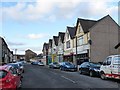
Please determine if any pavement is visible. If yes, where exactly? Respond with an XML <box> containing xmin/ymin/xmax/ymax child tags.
<box><xmin>21</xmin><ymin>64</ymin><xmax>120</xmax><ymax>89</ymax></box>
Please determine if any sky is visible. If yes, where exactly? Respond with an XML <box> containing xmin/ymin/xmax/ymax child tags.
<box><xmin>0</xmin><ymin>0</ymin><xmax>119</xmax><ymax>55</ymax></box>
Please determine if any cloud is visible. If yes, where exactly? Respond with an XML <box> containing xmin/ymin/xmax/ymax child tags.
<box><xmin>8</xmin><ymin>41</ymin><xmax>26</xmax><ymax>46</ymax></box>
<box><xmin>27</xmin><ymin>33</ymin><xmax>48</xmax><ymax>39</ymax></box>
<box><xmin>0</xmin><ymin>0</ymin><xmax>119</xmax><ymax>22</ymax></box>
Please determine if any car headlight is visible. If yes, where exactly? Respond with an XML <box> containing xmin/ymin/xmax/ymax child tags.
<box><xmin>94</xmin><ymin>68</ymin><xmax>100</xmax><ymax>72</ymax></box>
<box><xmin>66</xmin><ymin>66</ymin><xmax>70</xmax><ymax>68</ymax></box>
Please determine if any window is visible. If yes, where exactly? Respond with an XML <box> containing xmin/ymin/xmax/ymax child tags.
<box><xmin>106</xmin><ymin>57</ymin><xmax>112</xmax><ymax>65</ymax></box>
<box><xmin>9</xmin><ymin>68</ymin><xmax>17</xmax><ymax>75</ymax></box>
<box><xmin>66</xmin><ymin>41</ymin><xmax>70</xmax><ymax>49</ymax></box>
<box><xmin>67</xmin><ymin>33</ymin><xmax>69</xmax><ymax>39</ymax></box>
<box><xmin>77</xmin><ymin>36</ymin><xmax>83</xmax><ymax>46</ymax></box>
<box><xmin>0</xmin><ymin>70</ymin><xmax>7</xmax><ymax>79</ymax></box>
<box><xmin>113</xmin><ymin>56</ymin><xmax>120</xmax><ymax>64</ymax></box>
<box><xmin>114</xmin><ymin>56</ymin><xmax>120</xmax><ymax>61</ymax></box>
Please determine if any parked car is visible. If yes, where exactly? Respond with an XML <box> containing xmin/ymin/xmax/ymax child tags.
<box><xmin>49</xmin><ymin>62</ymin><xmax>60</xmax><ymax>69</ymax></box>
<box><xmin>0</xmin><ymin>65</ymin><xmax>22</xmax><ymax>89</ymax></box>
<box><xmin>38</xmin><ymin>62</ymin><xmax>44</xmax><ymax>66</ymax></box>
<box><xmin>60</xmin><ymin>62</ymin><xmax>77</xmax><ymax>71</ymax></box>
<box><xmin>31</xmin><ymin>61</ymin><xmax>39</xmax><ymax>65</ymax></box>
<box><xmin>7</xmin><ymin>63</ymin><xmax>24</xmax><ymax>74</ymax></box>
<box><xmin>79</xmin><ymin>62</ymin><xmax>101</xmax><ymax>77</ymax></box>
<box><xmin>16</xmin><ymin>62</ymin><xmax>24</xmax><ymax>73</ymax></box>
<box><xmin>17</xmin><ymin>61</ymin><xmax>26</xmax><ymax>65</ymax></box>
<box><xmin>100</xmin><ymin>55</ymin><xmax>120</xmax><ymax>80</ymax></box>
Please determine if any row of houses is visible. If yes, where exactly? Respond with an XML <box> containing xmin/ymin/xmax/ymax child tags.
<box><xmin>0</xmin><ymin>36</ymin><xmax>38</xmax><ymax>64</ymax></box>
<box><xmin>0</xmin><ymin>37</ymin><xmax>13</xmax><ymax>64</ymax></box>
<box><xmin>42</xmin><ymin>15</ymin><xmax>120</xmax><ymax>65</ymax></box>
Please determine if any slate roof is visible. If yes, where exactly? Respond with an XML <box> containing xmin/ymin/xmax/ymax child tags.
<box><xmin>43</xmin><ymin>43</ymin><xmax>49</xmax><ymax>51</ymax></box>
<box><xmin>76</xmin><ymin>18</ymin><xmax>97</xmax><ymax>33</ymax></box>
<box><xmin>53</xmin><ymin>36</ymin><xmax>59</xmax><ymax>46</ymax></box>
<box><xmin>67</xmin><ymin>26</ymin><xmax>76</xmax><ymax>39</ymax></box>
<box><xmin>49</xmin><ymin>39</ymin><xmax>52</xmax><ymax>48</ymax></box>
<box><xmin>58</xmin><ymin>32</ymin><xmax>65</xmax><ymax>43</ymax></box>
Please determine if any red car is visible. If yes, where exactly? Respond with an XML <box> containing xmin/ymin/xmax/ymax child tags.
<box><xmin>0</xmin><ymin>65</ymin><xmax>22</xmax><ymax>90</ymax></box>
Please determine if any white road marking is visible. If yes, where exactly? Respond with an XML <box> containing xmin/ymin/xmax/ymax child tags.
<box><xmin>61</xmin><ymin>76</ymin><xmax>76</xmax><ymax>84</ymax></box>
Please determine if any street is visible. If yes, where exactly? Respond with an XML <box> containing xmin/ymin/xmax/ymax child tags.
<box><xmin>21</xmin><ymin>64</ymin><xmax>120</xmax><ymax>89</ymax></box>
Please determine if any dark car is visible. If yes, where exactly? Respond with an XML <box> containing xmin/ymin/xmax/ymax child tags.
<box><xmin>49</xmin><ymin>62</ymin><xmax>60</xmax><ymax>69</ymax></box>
<box><xmin>60</xmin><ymin>62</ymin><xmax>77</xmax><ymax>71</ymax></box>
<box><xmin>79</xmin><ymin>62</ymin><xmax>101</xmax><ymax>77</ymax></box>
<box><xmin>38</xmin><ymin>62</ymin><xmax>44</xmax><ymax>66</ymax></box>
<box><xmin>31</xmin><ymin>61</ymin><xmax>39</xmax><ymax>65</ymax></box>
<box><xmin>7</xmin><ymin>63</ymin><xmax>24</xmax><ymax>74</ymax></box>
<box><xmin>17</xmin><ymin>61</ymin><xmax>26</xmax><ymax>66</ymax></box>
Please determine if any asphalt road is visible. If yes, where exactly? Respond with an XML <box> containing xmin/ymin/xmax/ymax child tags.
<box><xmin>21</xmin><ymin>64</ymin><xmax>120</xmax><ymax>89</ymax></box>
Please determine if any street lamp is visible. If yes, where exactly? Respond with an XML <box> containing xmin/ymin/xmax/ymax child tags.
<box><xmin>15</xmin><ymin>49</ymin><xmax>17</xmax><ymax>60</ymax></box>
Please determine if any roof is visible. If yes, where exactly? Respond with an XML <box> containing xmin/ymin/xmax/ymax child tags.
<box><xmin>67</xmin><ymin>26</ymin><xmax>76</xmax><ymax>39</ymax></box>
<box><xmin>76</xmin><ymin>18</ymin><xmax>97</xmax><ymax>33</ymax></box>
<box><xmin>58</xmin><ymin>32</ymin><xmax>65</xmax><ymax>43</ymax></box>
<box><xmin>49</xmin><ymin>39</ymin><xmax>52</xmax><ymax>48</ymax></box>
<box><xmin>53</xmin><ymin>36</ymin><xmax>59</xmax><ymax>46</ymax></box>
<box><xmin>0</xmin><ymin>65</ymin><xmax>11</xmax><ymax>71</ymax></box>
<box><xmin>25</xmin><ymin>49</ymin><xmax>36</xmax><ymax>54</ymax></box>
<box><xmin>43</xmin><ymin>43</ymin><xmax>49</xmax><ymax>50</ymax></box>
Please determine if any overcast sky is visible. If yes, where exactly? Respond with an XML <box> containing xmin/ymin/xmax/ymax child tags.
<box><xmin>0</xmin><ymin>0</ymin><xmax>119</xmax><ymax>55</ymax></box>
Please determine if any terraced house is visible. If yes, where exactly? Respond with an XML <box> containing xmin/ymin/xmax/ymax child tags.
<box><xmin>74</xmin><ymin>15</ymin><xmax>120</xmax><ymax>64</ymax></box>
<box><xmin>52</xmin><ymin>36</ymin><xmax>59</xmax><ymax>62</ymax></box>
<box><xmin>64</xmin><ymin>26</ymin><xmax>76</xmax><ymax>64</ymax></box>
<box><xmin>48</xmin><ymin>39</ymin><xmax>52</xmax><ymax>64</ymax></box>
<box><xmin>42</xmin><ymin>15</ymin><xmax>120</xmax><ymax>64</ymax></box>
<box><xmin>73</xmin><ymin>17</ymin><xmax>97</xmax><ymax>64</ymax></box>
<box><xmin>0</xmin><ymin>37</ymin><xmax>13</xmax><ymax>64</ymax></box>
<box><xmin>58</xmin><ymin>32</ymin><xmax>65</xmax><ymax>62</ymax></box>
<box><xmin>42</xmin><ymin>43</ymin><xmax>49</xmax><ymax>65</ymax></box>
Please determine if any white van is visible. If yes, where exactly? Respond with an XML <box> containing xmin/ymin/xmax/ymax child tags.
<box><xmin>100</xmin><ymin>55</ymin><xmax>120</xmax><ymax>80</ymax></box>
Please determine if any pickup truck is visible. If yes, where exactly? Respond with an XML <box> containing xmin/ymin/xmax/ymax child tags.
<box><xmin>100</xmin><ymin>55</ymin><xmax>120</xmax><ymax>80</ymax></box>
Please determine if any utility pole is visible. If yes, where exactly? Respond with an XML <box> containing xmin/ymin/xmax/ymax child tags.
<box><xmin>15</xmin><ymin>49</ymin><xmax>17</xmax><ymax>60</ymax></box>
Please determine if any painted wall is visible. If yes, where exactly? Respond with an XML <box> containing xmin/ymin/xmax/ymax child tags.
<box><xmin>90</xmin><ymin>16</ymin><xmax>119</xmax><ymax>62</ymax></box>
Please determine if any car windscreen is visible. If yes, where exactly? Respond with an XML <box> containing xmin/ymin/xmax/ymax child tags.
<box><xmin>18</xmin><ymin>63</ymin><xmax>23</xmax><ymax>66</ymax></box>
<box><xmin>65</xmin><ymin>62</ymin><xmax>72</xmax><ymax>66</ymax></box>
<box><xmin>40</xmin><ymin>62</ymin><xmax>43</xmax><ymax>64</ymax></box>
<box><xmin>53</xmin><ymin>62</ymin><xmax>58</xmax><ymax>64</ymax></box>
<box><xmin>90</xmin><ymin>63</ymin><xmax>101</xmax><ymax>68</ymax></box>
<box><xmin>9</xmin><ymin>64</ymin><xmax>19</xmax><ymax>68</ymax></box>
<box><xmin>0</xmin><ymin>70</ymin><xmax>8</xmax><ymax>79</ymax></box>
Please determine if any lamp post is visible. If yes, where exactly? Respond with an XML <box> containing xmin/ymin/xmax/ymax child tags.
<box><xmin>15</xmin><ymin>49</ymin><xmax>17</xmax><ymax>60</ymax></box>
<box><xmin>75</xmin><ymin>36</ymin><xmax>80</xmax><ymax>71</ymax></box>
<box><xmin>75</xmin><ymin>36</ymin><xmax>77</xmax><ymax>65</ymax></box>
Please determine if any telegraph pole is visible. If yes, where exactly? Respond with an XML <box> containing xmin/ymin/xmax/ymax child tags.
<box><xmin>15</xmin><ymin>49</ymin><xmax>17</xmax><ymax>61</ymax></box>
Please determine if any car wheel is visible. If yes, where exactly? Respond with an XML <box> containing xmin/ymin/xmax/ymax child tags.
<box><xmin>60</xmin><ymin>67</ymin><xmax>62</xmax><ymax>70</ymax></box>
<box><xmin>22</xmin><ymin>70</ymin><xmax>24</xmax><ymax>73</ymax></box>
<box><xmin>18</xmin><ymin>79</ymin><xmax>22</xmax><ymax>88</ymax></box>
<box><xmin>100</xmin><ymin>72</ymin><xmax>106</xmax><ymax>80</ymax></box>
<box><xmin>64</xmin><ymin>67</ymin><xmax>66</xmax><ymax>71</ymax></box>
<box><xmin>90</xmin><ymin>71</ymin><xmax>94</xmax><ymax>77</ymax></box>
<box><xmin>79</xmin><ymin>69</ymin><xmax>82</xmax><ymax>74</ymax></box>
